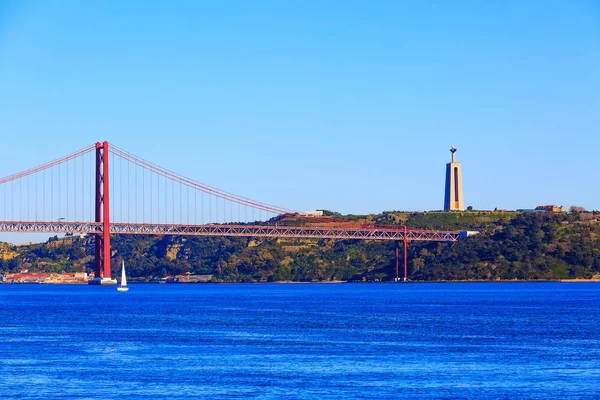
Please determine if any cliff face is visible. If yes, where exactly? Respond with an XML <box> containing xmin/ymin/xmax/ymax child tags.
<box><xmin>1</xmin><ymin>212</ymin><xmax>599</xmax><ymax>282</ymax></box>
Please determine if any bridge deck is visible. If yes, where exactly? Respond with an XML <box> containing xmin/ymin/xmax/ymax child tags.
<box><xmin>0</xmin><ymin>221</ymin><xmax>462</xmax><ymax>242</ymax></box>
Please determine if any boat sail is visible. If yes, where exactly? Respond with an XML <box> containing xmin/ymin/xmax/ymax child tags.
<box><xmin>117</xmin><ymin>260</ymin><xmax>129</xmax><ymax>292</ymax></box>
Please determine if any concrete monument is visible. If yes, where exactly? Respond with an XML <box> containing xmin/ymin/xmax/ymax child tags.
<box><xmin>444</xmin><ymin>146</ymin><xmax>464</xmax><ymax>211</ymax></box>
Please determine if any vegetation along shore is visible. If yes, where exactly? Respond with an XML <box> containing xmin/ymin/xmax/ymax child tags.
<box><xmin>1</xmin><ymin>210</ymin><xmax>599</xmax><ymax>283</ymax></box>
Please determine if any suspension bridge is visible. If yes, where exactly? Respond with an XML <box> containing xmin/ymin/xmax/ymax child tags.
<box><xmin>0</xmin><ymin>141</ymin><xmax>464</xmax><ymax>283</ymax></box>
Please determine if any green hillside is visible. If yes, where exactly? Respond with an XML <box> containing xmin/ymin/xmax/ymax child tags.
<box><xmin>1</xmin><ymin>212</ymin><xmax>599</xmax><ymax>282</ymax></box>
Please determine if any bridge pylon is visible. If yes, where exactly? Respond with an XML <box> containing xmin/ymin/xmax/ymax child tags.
<box><xmin>89</xmin><ymin>141</ymin><xmax>116</xmax><ymax>285</ymax></box>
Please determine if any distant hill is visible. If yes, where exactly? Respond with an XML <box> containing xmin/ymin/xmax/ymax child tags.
<box><xmin>1</xmin><ymin>211</ymin><xmax>599</xmax><ymax>282</ymax></box>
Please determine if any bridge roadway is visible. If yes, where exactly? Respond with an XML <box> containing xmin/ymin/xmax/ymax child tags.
<box><xmin>0</xmin><ymin>221</ymin><xmax>462</xmax><ymax>242</ymax></box>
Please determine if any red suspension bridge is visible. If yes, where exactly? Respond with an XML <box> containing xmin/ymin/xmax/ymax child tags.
<box><xmin>0</xmin><ymin>141</ymin><xmax>464</xmax><ymax>283</ymax></box>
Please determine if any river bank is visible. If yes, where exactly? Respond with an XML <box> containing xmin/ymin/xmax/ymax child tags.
<box><xmin>3</xmin><ymin>278</ymin><xmax>600</xmax><ymax>285</ymax></box>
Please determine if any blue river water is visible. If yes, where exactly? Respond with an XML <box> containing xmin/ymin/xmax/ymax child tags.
<box><xmin>1</xmin><ymin>283</ymin><xmax>599</xmax><ymax>399</ymax></box>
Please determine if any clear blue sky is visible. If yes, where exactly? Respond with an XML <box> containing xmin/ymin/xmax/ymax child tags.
<box><xmin>0</xmin><ymin>0</ymin><xmax>598</xmax><ymax>227</ymax></box>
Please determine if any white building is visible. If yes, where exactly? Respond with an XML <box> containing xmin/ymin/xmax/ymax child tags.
<box><xmin>304</xmin><ymin>210</ymin><xmax>324</xmax><ymax>217</ymax></box>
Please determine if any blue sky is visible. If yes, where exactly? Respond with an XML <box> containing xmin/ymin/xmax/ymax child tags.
<box><xmin>0</xmin><ymin>0</ymin><xmax>598</xmax><ymax>236</ymax></box>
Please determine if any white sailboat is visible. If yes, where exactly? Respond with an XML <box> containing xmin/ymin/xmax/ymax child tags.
<box><xmin>117</xmin><ymin>260</ymin><xmax>129</xmax><ymax>292</ymax></box>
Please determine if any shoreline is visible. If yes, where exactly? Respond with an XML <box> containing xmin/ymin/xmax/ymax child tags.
<box><xmin>2</xmin><ymin>279</ymin><xmax>600</xmax><ymax>285</ymax></box>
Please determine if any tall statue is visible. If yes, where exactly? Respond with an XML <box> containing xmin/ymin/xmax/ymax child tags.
<box><xmin>444</xmin><ymin>146</ymin><xmax>464</xmax><ymax>211</ymax></box>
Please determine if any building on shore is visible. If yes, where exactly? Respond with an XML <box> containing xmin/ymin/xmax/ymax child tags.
<box><xmin>4</xmin><ymin>273</ymin><xmax>52</xmax><ymax>284</ymax></box>
<box><xmin>2</xmin><ymin>272</ymin><xmax>89</xmax><ymax>284</ymax></box>
<box><xmin>444</xmin><ymin>146</ymin><xmax>464</xmax><ymax>211</ymax></box>
<box><xmin>517</xmin><ymin>205</ymin><xmax>568</xmax><ymax>213</ymax></box>
<box><xmin>166</xmin><ymin>274</ymin><xmax>213</xmax><ymax>283</ymax></box>
<box><xmin>535</xmin><ymin>205</ymin><xmax>567</xmax><ymax>213</ymax></box>
<box><xmin>303</xmin><ymin>210</ymin><xmax>324</xmax><ymax>217</ymax></box>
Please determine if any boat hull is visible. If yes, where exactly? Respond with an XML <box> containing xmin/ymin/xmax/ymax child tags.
<box><xmin>88</xmin><ymin>277</ymin><xmax>118</xmax><ymax>286</ymax></box>
<box><xmin>117</xmin><ymin>287</ymin><xmax>129</xmax><ymax>292</ymax></box>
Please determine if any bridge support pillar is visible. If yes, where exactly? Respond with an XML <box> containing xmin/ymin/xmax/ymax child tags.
<box><xmin>89</xmin><ymin>141</ymin><xmax>116</xmax><ymax>285</ymax></box>
<box><xmin>395</xmin><ymin>242</ymin><xmax>399</xmax><ymax>281</ymax></box>
<box><xmin>403</xmin><ymin>226</ymin><xmax>408</xmax><ymax>282</ymax></box>
<box><xmin>394</xmin><ymin>227</ymin><xmax>409</xmax><ymax>282</ymax></box>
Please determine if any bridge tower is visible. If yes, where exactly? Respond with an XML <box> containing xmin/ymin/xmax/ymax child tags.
<box><xmin>89</xmin><ymin>141</ymin><xmax>116</xmax><ymax>285</ymax></box>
